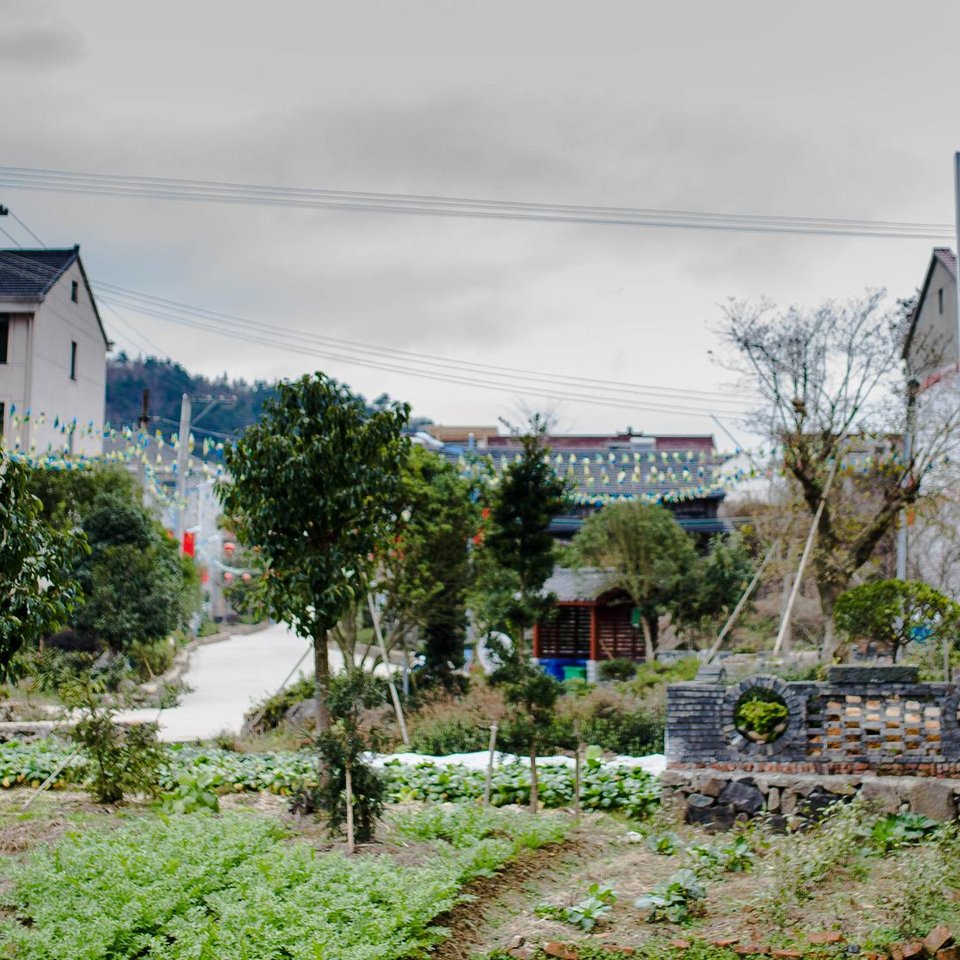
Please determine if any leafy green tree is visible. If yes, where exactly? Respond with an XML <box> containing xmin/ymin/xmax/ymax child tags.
<box><xmin>0</xmin><ymin>456</ymin><xmax>86</xmax><ymax>679</ymax></box>
<box><xmin>834</xmin><ymin>578</ymin><xmax>960</xmax><ymax>662</ymax></box>
<box><xmin>219</xmin><ymin>373</ymin><xmax>409</xmax><ymax>733</ymax></box>
<box><xmin>73</xmin><ymin>492</ymin><xmax>199</xmax><ymax>659</ymax></box>
<box><xmin>298</xmin><ymin>668</ymin><xmax>389</xmax><ymax>846</ymax></box>
<box><xmin>378</xmin><ymin>445</ymin><xmax>480</xmax><ymax>687</ymax></box>
<box><xmin>673</xmin><ymin>533</ymin><xmax>755</xmax><ymax>645</ymax></box>
<box><xmin>488</xmin><ymin>640</ymin><xmax>562</xmax><ymax>811</ymax></box>
<box><xmin>567</xmin><ymin>501</ymin><xmax>696</xmax><ymax>659</ymax></box>
<box><xmin>26</xmin><ymin>463</ymin><xmax>199</xmax><ymax>671</ymax></box>
<box><xmin>480</xmin><ymin>417</ymin><xmax>571</xmax><ymax>644</ymax></box>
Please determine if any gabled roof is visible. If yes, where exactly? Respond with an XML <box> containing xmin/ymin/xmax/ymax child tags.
<box><xmin>0</xmin><ymin>248</ymin><xmax>78</xmax><ymax>299</ymax></box>
<box><xmin>543</xmin><ymin>566</ymin><xmax>621</xmax><ymax>602</ymax></box>
<box><xmin>0</xmin><ymin>246</ymin><xmax>111</xmax><ymax>349</ymax></box>
<box><xmin>902</xmin><ymin>247</ymin><xmax>957</xmax><ymax>361</ymax></box>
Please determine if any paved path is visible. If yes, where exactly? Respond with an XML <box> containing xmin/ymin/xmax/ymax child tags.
<box><xmin>118</xmin><ymin>623</ymin><xmax>341</xmax><ymax>742</ymax></box>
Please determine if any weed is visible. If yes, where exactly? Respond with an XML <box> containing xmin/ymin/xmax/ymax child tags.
<box><xmin>536</xmin><ymin>882</ymin><xmax>617</xmax><ymax>931</ymax></box>
<box><xmin>635</xmin><ymin>868</ymin><xmax>706</xmax><ymax>923</ymax></box>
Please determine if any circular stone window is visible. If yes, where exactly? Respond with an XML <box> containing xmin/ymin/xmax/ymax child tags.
<box><xmin>734</xmin><ymin>687</ymin><xmax>790</xmax><ymax>744</ymax></box>
<box><xmin>722</xmin><ymin>675</ymin><xmax>804</xmax><ymax>757</ymax></box>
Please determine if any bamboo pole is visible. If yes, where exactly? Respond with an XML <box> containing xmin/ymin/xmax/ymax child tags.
<box><xmin>772</xmin><ymin>455</ymin><xmax>843</xmax><ymax>657</ymax></box>
<box><xmin>573</xmin><ymin>720</ymin><xmax>582</xmax><ymax>815</ymax></box>
<box><xmin>483</xmin><ymin>723</ymin><xmax>498</xmax><ymax>806</ymax></box>
<box><xmin>344</xmin><ymin>762</ymin><xmax>355</xmax><ymax>855</ymax></box>
<box><xmin>367</xmin><ymin>594</ymin><xmax>409</xmax><ymax>746</ymax></box>
<box><xmin>705</xmin><ymin>542</ymin><xmax>777</xmax><ymax>663</ymax></box>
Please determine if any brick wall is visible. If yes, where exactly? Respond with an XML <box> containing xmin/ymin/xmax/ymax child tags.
<box><xmin>667</xmin><ymin>675</ymin><xmax>960</xmax><ymax>775</ymax></box>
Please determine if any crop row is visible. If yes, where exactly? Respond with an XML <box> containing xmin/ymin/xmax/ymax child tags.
<box><xmin>1</xmin><ymin>806</ymin><xmax>570</xmax><ymax>959</ymax></box>
<box><xmin>0</xmin><ymin>739</ymin><xmax>659</xmax><ymax>817</ymax></box>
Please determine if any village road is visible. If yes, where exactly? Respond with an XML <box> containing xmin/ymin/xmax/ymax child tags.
<box><xmin>117</xmin><ymin>622</ymin><xmax>361</xmax><ymax>742</ymax></box>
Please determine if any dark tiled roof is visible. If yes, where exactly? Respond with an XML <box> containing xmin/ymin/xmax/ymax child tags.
<box><xmin>0</xmin><ymin>248</ymin><xmax>78</xmax><ymax>300</ymax></box>
<box><xmin>543</xmin><ymin>566</ymin><xmax>620</xmax><ymax>602</ymax></box>
<box><xmin>935</xmin><ymin>247</ymin><xmax>957</xmax><ymax>278</ymax></box>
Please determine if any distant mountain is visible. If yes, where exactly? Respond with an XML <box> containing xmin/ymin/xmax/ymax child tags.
<box><xmin>106</xmin><ymin>354</ymin><xmax>434</xmax><ymax>439</ymax></box>
<box><xmin>106</xmin><ymin>354</ymin><xmax>277</xmax><ymax>439</ymax></box>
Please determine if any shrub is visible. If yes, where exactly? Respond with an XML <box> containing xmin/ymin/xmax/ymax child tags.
<box><xmin>734</xmin><ymin>690</ymin><xmax>789</xmax><ymax>741</ymax></box>
<box><xmin>598</xmin><ymin>658</ymin><xmax>638</xmax><ymax>682</ymax></box>
<box><xmin>244</xmin><ymin>675</ymin><xmax>314</xmax><ymax>733</ymax></box>
<box><xmin>309</xmin><ymin>669</ymin><xmax>390</xmax><ymax>842</ymax></box>
<box><xmin>61</xmin><ymin>680</ymin><xmax>163</xmax><ymax>803</ymax></box>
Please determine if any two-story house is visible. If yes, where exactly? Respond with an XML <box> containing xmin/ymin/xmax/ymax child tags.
<box><xmin>0</xmin><ymin>247</ymin><xmax>110</xmax><ymax>456</ymax></box>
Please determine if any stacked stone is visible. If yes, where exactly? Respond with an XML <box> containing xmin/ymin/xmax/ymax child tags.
<box><xmin>660</xmin><ymin>768</ymin><xmax>960</xmax><ymax>830</ymax></box>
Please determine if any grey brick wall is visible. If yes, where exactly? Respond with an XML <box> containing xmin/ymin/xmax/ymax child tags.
<box><xmin>667</xmin><ymin>675</ymin><xmax>960</xmax><ymax>770</ymax></box>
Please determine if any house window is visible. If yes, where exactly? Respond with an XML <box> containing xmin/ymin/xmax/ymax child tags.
<box><xmin>0</xmin><ymin>315</ymin><xmax>8</xmax><ymax>364</ymax></box>
<box><xmin>70</xmin><ymin>341</ymin><xmax>77</xmax><ymax>380</ymax></box>
<box><xmin>71</xmin><ymin>280</ymin><xmax>79</xmax><ymax>303</ymax></box>
<box><xmin>939</xmin><ymin>288</ymin><xmax>944</xmax><ymax>314</ymax></box>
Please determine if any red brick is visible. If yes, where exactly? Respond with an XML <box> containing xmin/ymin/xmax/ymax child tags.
<box><xmin>543</xmin><ymin>944</ymin><xmax>578</xmax><ymax>960</ymax></box>
<box><xmin>771</xmin><ymin>951</ymin><xmax>803</xmax><ymax>958</ymax></box>
<box><xmin>936</xmin><ymin>950</ymin><xmax>960</xmax><ymax>960</ymax></box>
<box><xmin>669</xmin><ymin>941</ymin><xmax>692</xmax><ymax>951</ymax></box>
<box><xmin>903</xmin><ymin>943</ymin><xmax>926</xmax><ymax>960</ymax></box>
<box><xmin>713</xmin><ymin>939</ymin><xmax>741</xmax><ymax>948</ymax></box>
<box><xmin>734</xmin><ymin>947</ymin><xmax>769</xmax><ymax>956</ymax></box>
<box><xmin>808</xmin><ymin>933</ymin><xmax>844</xmax><ymax>945</ymax></box>
<box><xmin>924</xmin><ymin>928</ymin><xmax>954</xmax><ymax>957</ymax></box>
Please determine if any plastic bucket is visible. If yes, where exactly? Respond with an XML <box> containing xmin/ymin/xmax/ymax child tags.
<box><xmin>562</xmin><ymin>665</ymin><xmax>587</xmax><ymax>682</ymax></box>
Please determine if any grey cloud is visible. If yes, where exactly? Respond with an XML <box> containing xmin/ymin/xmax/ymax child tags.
<box><xmin>0</xmin><ymin>23</ymin><xmax>84</xmax><ymax>67</ymax></box>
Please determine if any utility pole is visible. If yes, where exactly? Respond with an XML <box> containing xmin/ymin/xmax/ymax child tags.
<box><xmin>136</xmin><ymin>389</ymin><xmax>150</xmax><ymax>498</ymax></box>
<box><xmin>175</xmin><ymin>392</ymin><xmax>191</xmax><ymax>548</ymax></box>
<box><xmin>895</xmin><ymin>379</ymin><xmax>919</xmax><ymax>581</ymax></box>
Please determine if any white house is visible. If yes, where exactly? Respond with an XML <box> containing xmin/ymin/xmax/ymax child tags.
<box><xmin>901</xmin><ymin>247</ymin><xmax>958</xmax><ymax>387</ymax></box>
<box><xmin>0</xmin><ymin>247</ymin><xmax>110</xmax><ymax>456</ymax></box>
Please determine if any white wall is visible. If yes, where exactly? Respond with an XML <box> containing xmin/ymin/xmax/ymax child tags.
<box><xmin>5</xmin><ymin>262</ymin><xmax>108</xmax><ymax>456</ymax></box>
<box><xmin>0</xmin><ymin>311</ymin><xmax>32</xmax><ymax>448</ymax></box>
<box><xmin>908</xmin><ymin>258</ymin><xmax>959</xmax><ymax>382</ymax></box>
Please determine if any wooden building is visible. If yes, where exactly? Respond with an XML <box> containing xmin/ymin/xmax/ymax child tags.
<box><xmin>533</xmin><ymin>568</ymin><xmax>644</xmax><ymax>679</ymax></box>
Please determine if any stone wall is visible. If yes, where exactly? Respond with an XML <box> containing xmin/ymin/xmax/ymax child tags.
<box><xmin>666</xmin><ymin>672</ymin><xmax>960</xmax><ymax>775</ymax></box>
<box><xmin>660</xmin><ymin>767</ymin><xmax>960</xmax><ymax>828</ymax></box>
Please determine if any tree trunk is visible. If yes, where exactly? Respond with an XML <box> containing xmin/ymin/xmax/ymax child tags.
<box><xmin>641</xmin><ymin>615</ymin><xmax>657</xmax><ymax>662</ymax></box>
<box><xmin>818</xmin><ymin>581</ymin><xmax>845</xmax><ymax>663</ymax></box>
<box><xmin>529</xmin><ymin>742</ymin><xmax>539</xmax><ymax>813</ymax></box>
<box><xmin>313</xmin><ymin>631</ymin><xmax>331</xmax><ymax>734</ymax></box>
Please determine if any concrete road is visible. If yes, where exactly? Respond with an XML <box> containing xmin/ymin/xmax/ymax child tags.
<box><xmin>117</xmin><ymin>622</ymin><xmax>370</xmax><ymax>742</ymax></box>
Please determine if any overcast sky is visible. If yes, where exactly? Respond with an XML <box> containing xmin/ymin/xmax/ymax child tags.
<box><xmin>1</xmin><ymin>0</ymin><xmax>957</xmax><ymax>439</ymax></box>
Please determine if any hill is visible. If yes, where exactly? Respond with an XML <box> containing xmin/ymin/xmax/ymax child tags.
<box><xmin>106</xmin><ymin>354</ymin><xmax>277</xmax><ymax>439</ymax></box>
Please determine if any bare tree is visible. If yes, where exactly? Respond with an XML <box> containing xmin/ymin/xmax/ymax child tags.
<box><xmin>717</xmin><ymin>291</ymin><xmax>960</xmax><ymax>658</ymax></box>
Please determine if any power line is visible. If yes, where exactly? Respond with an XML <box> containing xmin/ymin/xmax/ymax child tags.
<box><xmin>0</xmin><ymin>165</ymin><xmax>952</xmax><ymax>240</ymax></box>
<box><xmin>93</xmin><ymin>279</ymin><xmax>747</xmax><ymax>407</ymax></box>
<box><xmin>96</xmin><ymin>289</ymin><xmax>748</xmax><ymax>418</ymax></box>
<box><xmin>0</xmin><ymin>249</ymin><xmax>752</xmax><ymax>421</ymax></box>
<box><xmin>8</xmin><ymin>211</ymin><xmax>45</xmax><ymax>248</ymax></box>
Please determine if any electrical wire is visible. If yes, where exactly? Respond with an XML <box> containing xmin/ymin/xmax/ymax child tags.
<box><xmin>0</xmin><ymin>165</ymin><xmax>952</xmax><ymax>240</ymax></box>
<box><xmin>0</xmin><ymin>250</ymin><xmax>751</xmax><ymax>413</ymax></box>
<box><xmin>94</xmin><ymin>279</ymin><xmax>748</xmax><ymax>408</ymax></box>
<box><xmin>96</xmin><ymin>291</ymin><xmax>744</xmax><ymax>419</ymax></box>
<box><xmin>0</xmin><ymin>248</ymin><xmax>752</xmax><ymax>420</ymax></box>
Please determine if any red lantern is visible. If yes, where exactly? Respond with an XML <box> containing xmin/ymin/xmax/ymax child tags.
<box><xmin>223</xmin><ymin>571</ymin><xmax>234</xmax><ymax>583</ymax></box>
<box><xmin>241</xmin><ymin>572</ymin><xmax>252</xmax><ymax>582</ymax></box>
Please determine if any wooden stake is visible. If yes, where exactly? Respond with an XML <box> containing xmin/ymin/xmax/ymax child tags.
<box><xmin>344</xmin><ymin>761</ymin><xmax>355</xmax><ymax>855</ymax></box>
<box><xmin>483</xmin><ymin>723</ymin><xmax>498</xmax><ymax>806</ymax></box>
<box><xmin>773</xmin><ymin>453</ymin><xmax>843</xmax><ymax>657</ymax></box>
<box><xmin>573</xmin><ymin>720</ymin><xmax>582</xmax><ymax>815</ymax></box>
<box><xmin>705</xmin><ymin>542</ymin><xmax>777</xmax><ymax>663</ymax></box>
<box><xmin>367</xmin><ymin>594</ymin><xmax>409</xmax><ymax>745</ymax></box>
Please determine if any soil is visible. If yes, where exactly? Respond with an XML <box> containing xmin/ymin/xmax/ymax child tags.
<box><xmin>0</xmin><ymin>789</ymin><xmax>953</xmax><ymax>958</ymax></box>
